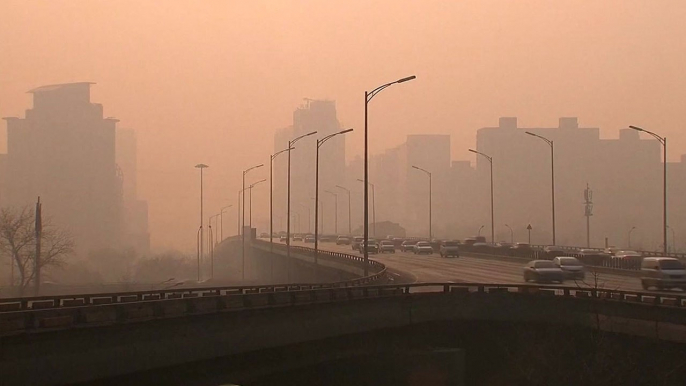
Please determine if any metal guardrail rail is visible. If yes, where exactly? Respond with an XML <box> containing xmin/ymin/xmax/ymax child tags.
<box><xmin>0</xmin><ymin>241</ymin><xmax>386</xmax><ymax>313</ymax></box>
<box><xmin>1</xmin><ymin>281</ymin><xmax>685</xmax><ymax>337</ymax></box>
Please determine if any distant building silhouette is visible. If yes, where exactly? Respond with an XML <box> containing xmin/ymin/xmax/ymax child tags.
<box><xmin>116</xmin><ymin>129</ymin><xmax>150</xmax><ymax>253</ymax></box>
<box><xmin>273</xmin><ymin>100</ymin><xmax>347</xmax><ymax>234</ymax></box>
<box><xmin>2</xmin><ymin>82</ymin><xmax>124</xmax><ymax>253</ymax></box>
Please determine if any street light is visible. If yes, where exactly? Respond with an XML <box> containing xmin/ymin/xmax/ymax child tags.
<box><xmin>194</xmin><ymin>163</ymin><xmax>208</xmax><ymax>282</ymax></box>
<box><xmin>411</xmin><ymin>165</ymin><xmax>432</xmax><ymax>240</ymax></box>
<box><xmin>248</xmin><ymin>179</ymin><xmax>266</xmax><ymax>229</ymax></box>
<box><xmin>270</xmin><ymin>147</ymin><xmax>293</xmax><ymax>252</ymax></box>
<box><xmin>478</xmin><ymin>225</ymin><xmax>485</xmax><ymax>237</ymax></box>
<box><xmin>469</xmin><ymin>149</ymin><xmax>494</xmax><ymax>243</ymax></box>
<box><xmin>286</xmin><ymin>131</ymin><xmax>317</xmax><ymax>272</ymax></box>
<box><xmin>336</xmin><ymin>185</ymin><xmax>352</xmax><ymax>235</ymax></box>
<box><xmin>628</xmin><ymin>226</ymin><xmax>636</xmax><ymax>249</ymax></box>
<box><xmin>364</xmin><ymin>75</ymin><xmax>416</xmax><ymax>275</ymax></box>
<box><xmin>504</xmin><ymin>224</ymin><xmax>514</xmax><ymax>243</ymax></box>
<box><xmin>220</xmin><ymin>205</ymin><xmax>232</xmax><ymax>242</ymax></box>
<box><xmin>242</xmin><ymin>163</ymin><xmax>263</xmax><ymax>282</ymax></box>
<box><xmin>357</xmin><ymin>179</ymin><xmax>376</xmax><ymax>238</ymax></box>
<box><xmin>629</xmin><ymin>125</ymin><xmax>667</xmax><ymax>254</ymax></box>
<box><xmin>209</xmin><ymin>213</ymin><xmax>220</xmax><ymax>279</ymax></box>
<box><xmin>315</xmin><ymin>129</ymin><xmax>353</xmax><ymax>268</ymax></box>
<box><xmin>667</xmin><ymin>225</ymin><xmax>676</xmax><ymax>253</ymax></box>
<box><xmin>525</xmin><ymin>131</ymin><xmax>556</xmax><ymax>246</ymax></box>
<box><xmin>325</xmin><ymin>190</ymin><xmax>339</xmax><ymax>235</ymax></box>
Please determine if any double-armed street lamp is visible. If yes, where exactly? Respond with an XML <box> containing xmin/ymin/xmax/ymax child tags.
<box><xmin>525</xmin><ymin>131</ymin><xmax>556</xmax><ymax>246</ymax></box>
<box><xmin>469</xmin><ymin>149</ymin><xmax>494</xmax><ymax>243</ymax></box>
<box><xmin>194</xmin><ymin>163</ymin><xmax>209</xmax><ymax>282</ymax></box>
<box><xmin>411</xmin><ymin>165</ymin><xmax>432</xmax><ymax>240</ymax></box>
<box><xmin>286</xmin><ymin>131</ymin><xmax>317</xmax><ymax>267</ymax></box>
<box><xmin>270</xmin><ymin>147</ymin><xmax>293</xmax><ymax>252</ymax></box>
<box><xmin>315</xmin><ymin>129</ymin><xmax>353</xmax><ymax>267</ymax></box>
<box><xmin>242</xmin><ymin>164</ymin><xmax>263</xmax><ymax>282</ymax></box>
<box><xmin>325</xmin><ymin>190</ymin><xmax>339</xmax><ymax>235</ymax></box>
<box><xmin>363</xmin><ymin>75</ymin><xmax>416</xmax><ymax>275</ymax></box>
<box><xmin>629</xmin><ymin>125</ymin><xmax>668</xmax><ymax>254</ymax></box>
<box><xmin>335</xmin><ymin>185</ymin><xmax>352</xmax><ymax>235</ymax></box>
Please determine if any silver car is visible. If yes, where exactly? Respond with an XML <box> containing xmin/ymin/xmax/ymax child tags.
<box><xmin>640</xmin><ymin>257</ymin><xmax>686</xmax><ymax>290</ymax></box>
<box><xmin>552</xmin><ymin>256</ymin><xmax>585</xmax><ymax>280</ymax></box>
<box><xmin>523</xmin><ymin>260</ymin><xmax>565</xmax><ymax>283</ymax></box>
<box><xmin>413</xmin><ymin>241</ymin><xmax>433</xmax><ymax>255</ymax></box>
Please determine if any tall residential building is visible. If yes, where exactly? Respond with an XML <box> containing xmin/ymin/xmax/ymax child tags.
<box><xmin>273</xmin><ymin>100</ymin><xmax>346</xmax><ymax>235</ymax></box>
<box><xmin>116</xmin><ymin>129</ymin><xmax>150</xmax><ymax>253</ymax></box>
<box><xmin>3</xmin><ymin>82</ymin><xmax>122</xmax><ymax>253</ymax></box>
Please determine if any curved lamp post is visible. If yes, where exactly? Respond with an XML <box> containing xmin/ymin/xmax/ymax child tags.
<box><xmin>363</xmin><ymin>75</ymin><xmax>416</xmax><ymax>275</ymax></box>
<box><xmin>242</xmin><ymin>163</ymin><xmax>263</xmax><ymax>282</ymax></box>
<box><xmin>505</xmin><ymin>224</ymin><xmax>514</xmax><ymax>244</ymax></box>
<box><xmin>336</xmin><ymin>185</ymin><xmax>352</xmax><ymax>235</ymax></box>
<box><xmin>629</xmin><ymin>125</ymin><xmax>667</xmax><ymax>254</ymax></box>
<box><xmin>525</xmin><ymin>131</ymin><xmax>555</xmax><ymax>246</ymax></box>
<box><xmin>469</xmin><ymin>149</ymin><xmax>494</xmax><ymax>243</ymax></box>
<box><xmin>270</xmin><ymin>147</ymin><xmax>293</xmax><ymax>252</ymax></box>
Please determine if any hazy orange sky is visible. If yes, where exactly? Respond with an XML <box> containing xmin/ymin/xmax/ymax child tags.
<box><xmin>2</xmin><ymin>1</ymin><xmax>685</xmax><ymax>252</ymax></box>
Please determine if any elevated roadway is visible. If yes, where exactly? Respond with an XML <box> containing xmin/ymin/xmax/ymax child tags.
<box><xmin>288</xmin><ymin>240</ymin><xmax>656</xmax><ymax>293</ymax></box>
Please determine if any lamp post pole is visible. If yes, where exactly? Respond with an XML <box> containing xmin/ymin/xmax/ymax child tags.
<box><xmin>629</xmin><ymin>125</ymin><xmax>667</xmax><ymax>254</ymax></box>
<box><xmin>209</xmin><ymin>213</ymin><xmax>220</xmax><ymax>279</ymax></box>
<box><xmin>242</xmin><ymin>164</ymin><xmax>263</xmax><ymax>282</ymax></box>
<box><xmin>411</xmin><ymin>166</ymin><xmax>432</xmax><ymax>240</ymax></box>
<box><xmin>248</xmin><ymin>179</ymin><xmax>266</xmax><ymax>229</ymax></box>
<box><xmin>315</xmin><ymin>130</ymin><xmax>353</xmax><ymax>267</ymax></box>
<box><xmin>336</xmin><ymin>185</ymin><xmax>352</xmax><ymax>235</ymax></box>
<box><xmin>270</xmin><ymin>148</ymin><xmax>292</xmax><ymax>252</ymax></box>
<box><xmin>505</xmin><ymin>224</ymin><xmax>514</xmax><ymax>243</ymax></box>
<box><xmin>469</xmin><ymin>149</ymin><xmax>494</xmax><ymax>243</ymax></box>
<box><xmin>194</xmin><ymin>164</ymin><xmax>208</xmax><ymax>283</ymax></box>
<box><xmin>628</xmin><ymin>226</ymin><xmax>636</xmax><ymax>249</ymax></box>
<box><xmin>478</xmin><ymin>225</ymin><xmax>485</xmax><ymax>237</ymax></box>
<box><xmin>363</xmin><ymin>75</ymin><xmax>416</xmax><ymax>275</ymax></box>
<box><xmin>286</xmin><ymin>131</ymin><xmax>317</xmax><ymax>281</ymax></box>
<box><xmin>357</xmin><ymin>179</ymin><xmax>376</xmax><ymax>238</ymax></box>
<box><xmin>525</xmin><ymin>132</ymin><xmax>555</xmax><ymax>246</ymax></box>
<box><xmin>325</xmin><ymin>190</ymin><xmax>339</xmax><ymax>235</ymax></box>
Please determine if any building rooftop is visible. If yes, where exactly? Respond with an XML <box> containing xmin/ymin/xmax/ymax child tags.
<box><xmin>28</xmin><ymin>82</ymin><xmax>95</xmax><ymax>94</ymax></box>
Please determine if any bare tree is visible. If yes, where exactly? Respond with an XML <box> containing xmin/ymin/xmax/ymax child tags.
<box><xmin>0</xmin><ymin>206</ymin><xmax>74</xmax><ymax>293</ymax></box>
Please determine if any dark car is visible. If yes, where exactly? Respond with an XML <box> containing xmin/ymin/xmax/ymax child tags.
<box><xmin>552</xmin><ymin>256</ymin><xmax>585</xmax><ymax>280</ymax></box>
<box><xmin>543</xmin><ymin>246</ymin><xmax>566</xmax><ymax>258</ymax></box>
<box><xmin>336</xmin><ymin>236</ymin><xmax>351</xmax><ymax>245</ymax></box>
<box><xmin>400</xmin><ymin>240</ymin><xmax>418</xmax><ymax>252</ymax></box>
<box><xmin>359</xmin><ymin>240</ymin><xmax>379</xmax><ymax>254</ymax></box>
<box><xmin>351</xmin><ymin>236</ymin><xmax>364</xmax><ymax>250</ymax></box>
<box><xmin>439</xmin><ymin>241</ymin><xmax>460</xmax><ymax>258</ymax></box>
<box><xmin>523</xmin><ymin>260</ymin><xmax>565</xmax><ymax>283</ymax></box>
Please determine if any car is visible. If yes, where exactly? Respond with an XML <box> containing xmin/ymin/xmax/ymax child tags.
<box><xmin>543</xmin><ymin>246</ymin><xmax>566</xmax><ymax>257</ymax></box>
<box><xmin>523</xmin><ymin>260</ymin><xmax>565</xmax><ymax>283</ymax></box>
<box><xmin>379</xmin><ymin>240</ymin><xmax>395</xmax><ymax>253</ymax></box>
<box><xmin>392</xmin><ymin>238</ymin><xmax>405</xmax><ymax>247</ymax></box>
<box><xmin>293</xmin><ymin>235</ymin><xmax>303</xmax><ymax>242</ymax></box>
<box><xmin>279</xmin><ymin>235</ymin><xmax>287</xmax><ymax>242</ymax></box>
<box><xmin>260</xmin><ymin>232</ymin><xmax>269</xmax><ymax>238</ymax></box>
<box><xmin>496</xmin><ymin>242</ymin><xmax>513</xmax><ymax>250</ymax></box>
<box><xmin>414</xmin><ymin>241</ymin><xmax>433</xmax><ymax>255</ymax></box>
<box><xmin>439</xmin><ymin>240</ymin><xmax>460</xmax><ymax>258</ymax></box>
<box><xmin>512</xmin><ymin>242</ymin><xmax>531</xmax><ymax>250</ymax></box>
<box><xmin>400</xmin><ymin>240</ymin><xmax>418</xmax><ymax>252</ymax></box>
<box><xmin>336</xmin><ymin>236</ymin><xmax>351</xmax><ymax>245</ymax></box>
<box><xmin>604</xmin><ymin>246</ymin><xmax>622</xmax><ymax>256</ymax></box>
<box><xmin>351</xmin><ymin>236</ymin><xmax>364</xmax><ymax>250</ymax></box>
<box><xmin>552</xmin><ymin>256</ymin><xmax>585</xmax><ymax>280</ymax></box>
<box><xmin>304</xmin><ymin>235</ymin><xmax>315</xmax><ymax>243</ymax></box>
<box><xmin>319</xmin><ymin>235</ymin><xmax>335</xmax><ymax>242</ymax></box>
<box><xmin>640</xmin><ymin>257</ymin><xmax>686</xmax><ymax>290</ymax></box>
<box><xmin>359</xmin><ymin>240</ymin><xmax>379</xmax><ymax>254</ymax></box>
<box><xmin>612</xmin><ymin>250</ymin><xmax>642</xmax><ymax>260</ymax></box>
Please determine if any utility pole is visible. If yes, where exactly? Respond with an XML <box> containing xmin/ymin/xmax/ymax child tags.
<box><xmin>584</xmin><ymin>183</ymin><xmax>593</xmax><ymax>248</ymax></box>
<box><xmin>34</xmin><ymin>197</ymin><xmax>42</xmax><ymax>296</ymax></box>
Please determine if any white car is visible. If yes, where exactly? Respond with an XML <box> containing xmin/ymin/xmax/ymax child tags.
<box><xmin>552</xmin><ymin>256</ymin><xmax>585</xmax><ymax>280</ymax></box>
<box><xmin>413</xmin><ymin>241</ymin><xmax>433</xmax><ymax>255</ymax></box>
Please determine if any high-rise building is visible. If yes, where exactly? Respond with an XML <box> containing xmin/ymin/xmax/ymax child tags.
<box><xmin>3</xmin><ymin>82</ymin><xmax>122</xmax><ymax>253</ymax></box>
<box><xmin>273</xmin><ymin>99</ymin><xmax>346</xmax><ymax>235</ymax></box>
<box><xmin>116</xmin><ymin>129</ymin><xmax>150</xmax><ymax>253</ymax></box>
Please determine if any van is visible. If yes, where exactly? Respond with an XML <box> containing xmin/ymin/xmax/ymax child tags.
<box><xmin>640</xmin><ymin>257</ymin><xmax>686</xmax><ymax>290</ymax></box>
